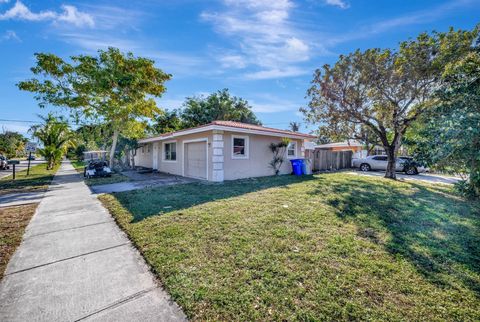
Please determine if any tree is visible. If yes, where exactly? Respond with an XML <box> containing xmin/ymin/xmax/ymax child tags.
<box><xmin>303</xmin><ymin>27</ymin><xmax>477</xmax><ymax>179</ymax></box>
<box><xmin>268</xmin><ymin>138</ymin><xmax>290</xmax><ymax>175</ymax></box>
<box><xmin>289</xmin><ymin>122</ymin><xmax>300</xmax><ymax>132</ymax></box>
<box><xmin>150</xmin><ymin>109</ymin><xmax>185</xmax><ymax>134</ymax></box>
<box><xmin>406</xmin><ymin>46</ymin><xmax>480</xmax><ymax>197</ymax></box>
<box><xmin>30</xmin><ymin>114</ymin><xmax>76</xmax><ymax>169</ymax></box>
<box><xmin>0</xmin><ymin>131</ymin><xmax>27</xmax><ymax>158</ymax></box>
<box><xmin>18</xmin><ymin>47</ymin><xmax>171</xmax><ymax>166</ymax></box>
<box><xmin>180</xmin><ymin>89</ymin><xmax>261</xmax><ymax>128</ymax></box>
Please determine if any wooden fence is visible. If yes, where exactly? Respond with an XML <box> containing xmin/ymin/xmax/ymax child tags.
<box><xmin>311</xmin><ymin>149</ymin><xmax>353</xmax><ymax>171</ymax></box>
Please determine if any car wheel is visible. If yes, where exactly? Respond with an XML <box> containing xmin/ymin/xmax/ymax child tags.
<box><xmin>360</xmin><ymin>163</ymin><xmax>371</xmax><ymax>172</ymax></box>
<box><xmin>405</xmin><ymin>167</ymin><xmax>418</xmax><ymax>175</ymax></box>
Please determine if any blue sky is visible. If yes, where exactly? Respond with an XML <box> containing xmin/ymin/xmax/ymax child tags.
<box><xmin>0</xmin><ymin>0</ymin><xmax>478</xmax><ymax>136</ymax></box>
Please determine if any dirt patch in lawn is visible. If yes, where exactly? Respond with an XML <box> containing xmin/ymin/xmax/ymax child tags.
<box><xmin>0</xmin><ymin>204</ymin><xmax>37</xmax><ymax>278</ymax></box>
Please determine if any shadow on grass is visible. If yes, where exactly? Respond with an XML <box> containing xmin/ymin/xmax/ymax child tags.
<box><xmin>113</xmin><ymin>174</ymin><xmax>316</xmax><ymax>222</ymax></box>
<box><xmin>313</xmin><ymin>176</ymin><xmax>480</xmax><ymax>295</ymax></box>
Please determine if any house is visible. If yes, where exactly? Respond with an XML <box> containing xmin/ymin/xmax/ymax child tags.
<box><xmin>134</xmin><ymin>121</ymin><xmax>316</xmax><ymax>182</ymax></box>
<box><xmin>315</xmin><ymin>140</ymin><xmax>365</xmax><ymax>158</ymax></box>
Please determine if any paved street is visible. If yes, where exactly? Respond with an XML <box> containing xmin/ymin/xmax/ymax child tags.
<box><xmin>0</xmin><ymin>161</ymin><xmax>186</xmax><ymax>321</ymax></box>
<box><xmin>0</xmin><ymin>159</ymin><xmax>45</xmax><ymax>179</ymax></box>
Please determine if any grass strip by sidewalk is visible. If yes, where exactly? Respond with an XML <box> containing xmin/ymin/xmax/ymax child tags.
<box><xmin>0</xmin><ymin>204</ymin><xmax>37</xmax><ymax>279</ymax></box>
<box><xmin>0</xmin><ymin>163</ymin><xmax>59</xmax><ymax>195</ymax></box>
<box><xmin>71</xmin><ymin>160</ymin><xmax>130</xmax><ymax>186</ymax></box>
<box><xmin>100</xmin><ymin>173</ymin><xmax>480</xmax><ymax>321</ymax></box>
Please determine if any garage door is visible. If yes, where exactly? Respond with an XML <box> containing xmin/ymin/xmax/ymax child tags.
<box><xmin>185</xmin><ymin>141</ymin><xmax>207</xmax><ymax>179</ymax></box>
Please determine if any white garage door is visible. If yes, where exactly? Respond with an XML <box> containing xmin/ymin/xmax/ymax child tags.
<box><xmin>185</xmin><ymin>141</ymin><xmax>207</xmax><ymax>179</ymax></box>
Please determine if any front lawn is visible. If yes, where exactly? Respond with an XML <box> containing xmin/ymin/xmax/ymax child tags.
<box><xmin>0</xmin><ymin>204</ymin><xmax>37</xmax><ymax>278</ymax></box>
<box><xmin>99</xmin><ymin>173</ymin><xmax>480</xmax><ymax>321</ymax></box>
<box><xmin>71</xmin><ymin>160</ymin><xmax>130</xmax><ymax>186</ymax></box>
<box><xmin>0</xmin><ymin>163</ymin><xmax>59</xmax><ymax>195</ymax></box>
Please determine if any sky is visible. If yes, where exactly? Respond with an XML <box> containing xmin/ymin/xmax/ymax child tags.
<box><xmin>0</xmin><ymin>0</ymin><xmax>478</xmax><ymax>137</ymax></box>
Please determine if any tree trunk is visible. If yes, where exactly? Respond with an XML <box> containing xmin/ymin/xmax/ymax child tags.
<box><xmin>384</xmin><ymin>147</ymin><xmax>397</xmax><ymax>179</ymax></box>
<box><xmin>109</xmin><ymin>129</ymin><xmax>119</xmax><ymax>168</ymax></box>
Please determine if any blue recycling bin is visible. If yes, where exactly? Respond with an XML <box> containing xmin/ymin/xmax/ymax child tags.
<box><xmin>290</xmin><ymin>159</ymin><xmax>303</xmax><ymax>176</ymax></box>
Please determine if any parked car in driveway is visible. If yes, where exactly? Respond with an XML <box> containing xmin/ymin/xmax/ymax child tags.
<box><xmin>0</xmin><ymin>155</ymin><xmax>10</xmax><ymax>170</ymax></box>
<box><xmin>352</xmin><ymin>155</ymin><xmax>427</xmax><ymax>175</ymax></box>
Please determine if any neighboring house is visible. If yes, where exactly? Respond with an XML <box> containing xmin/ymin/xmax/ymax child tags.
<box><xmin>315</xmin><ymin>141</ymin><xmax>408</xmax><ymax>159</ymax></box>
<box><xmin>135</xmin><ymin>121</ymin><xmax>315</xmax><ymax>182</ymax></box>
<box><xmin>315</xmin><ymin>141</ymin><xmax>365</xmax><ymax>158</ymax></box>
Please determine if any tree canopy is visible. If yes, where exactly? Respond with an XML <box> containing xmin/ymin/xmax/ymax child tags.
<box><xmin>0</xmin><ymin>131</ymin><xmax>27</xmax><ymax>158</ymax></box>
<box><xmin>30</xmin><ymin>114</ymin><xmax>76</xmax><ymax>169</ymax></box>
<box><xmin>405</xmin><ymin>41</ymin><xmax>480</xmax><ymax>197</ymax></box>
<box><xmin>18</xmin><ymin>47</ymin><xmax>171</xmax><ymax>166</ymax></box>
<box><xmin>180</xmin><ymin>89</ymin><xmax>261</xmax><ymax>128</ymax></box>
<box><xmin>302</xmin><ymin>26</ymin><xmax>478</xmax><ymax>179</ymax></box>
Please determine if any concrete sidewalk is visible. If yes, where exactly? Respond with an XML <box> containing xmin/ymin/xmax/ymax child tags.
<box><xmin>0</xmin><ymin>161</ymin><xmax>186</xmax><ymax>321</ymax></box>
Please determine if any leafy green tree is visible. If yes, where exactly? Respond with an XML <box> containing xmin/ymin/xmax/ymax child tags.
<box><xmin>150</xmin><ymin>109</ymin><xmax>185</xmax><ymax>134</ymax></box>
<box><xmin>303</xmin><ymin>27</ymin><xmax>477</xmax><ymax>179</ymax></box>
<box><xmin>406</xmin><ymin>45</ymin><xmax>480</xmax><ymax>197</ymax></box>
<box><xmin>181</xmin><ymin>89</ymin><xmax>261</xmax><ymax>128</ymax></box>
<box><xmin>30</xmin><ymin>114</ymin><xmax>76</xmax><ymax>169</ymax></box>
<box><xmin>0</xmin><ymin>131</ymin><xmax>27</xmax><ymax>158</ymax></box>
<box><xmin>18</xmin><ymin>47</ymin><xmax>171</xmax><ymax>166</ymax></box>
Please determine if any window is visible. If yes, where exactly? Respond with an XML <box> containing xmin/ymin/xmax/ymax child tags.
<box><xmin>287</xmin><ymin>142</ymin><xmax>297</xmax><ymax>158</ymax></box>
<box><xmin>373</xmin><ymin>156</ymin><xmax>388</xmax><ymax>161</ymax></box>
<box><xmin>232</xmin><ymin>135</ymin><xmax>249</xmax><ymax>159</ymax></box>
<box><xmin>164</xmin><ymin>142</ymin><xmax>176</xmax><ymax>161</ymax></box>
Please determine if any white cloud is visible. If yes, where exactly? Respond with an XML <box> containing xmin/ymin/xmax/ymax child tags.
<box><xmin>248</xmin><ymin>93</ymin><xmax>302</xmax><ymax>113</ymax></box>
<box><xmin>1</xmin><ymin>30</ymin><xmax>20</xmax><ymax>42</ymax></box>
<box><xmin>56</xmin><ymin>5</ymin><xmax>94</xmax><ymax>28</ymax></box>
<box><xmin>218</xmin><ymin>54</ymin><xmax>247</xmax><ymax>69</ymax></box>
<box><xmin>245</xmin><ymin>67</ymin><xmax>308</xmax><ymax>80</ymax></box>
<box><xmin>0</xmin><ymin>1</ymin><xmax>56</xmax><ymax>21</ymax></box>
<box><xmin>0</xmin><ymin>1</ymin><xmax>94</xmax><ymax>27</ymax></box>
<box><xmin>202</xmin><ymin>0</ymin><xmax>313</xmax><ymax>79</ymax></box>
<box><xmin>324</xmin><ymin>0</ymin><xmax>349</xmax><ymax>9</ymax></box>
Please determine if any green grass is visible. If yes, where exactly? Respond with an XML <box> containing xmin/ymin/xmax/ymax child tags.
<box><xmin>0</xmin><ymin>163</ymin><xmax>59</xmax><ymax>195</ymax></box>
<box><xmin>0</xmin><ymin>204</ymin><xmax>37</xmax><ymax>278</ymax></box>
<box><xmin>71</xmin><ymin>160</ymin><xmax>130</xmax><ymax>186</ymax></box>
<box><xmin>99</xmin><ymin>173</ymin><xmax>480</xmax><ymax>321</ymax></box>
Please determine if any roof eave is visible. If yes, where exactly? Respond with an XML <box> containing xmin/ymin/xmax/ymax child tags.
<box><xmin>138</xmin><ymin>125</ymin><xmax>314</xmax><ymax>143</ymax></box>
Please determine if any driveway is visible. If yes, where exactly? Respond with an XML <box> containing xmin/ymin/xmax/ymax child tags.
<box><xmin>0</xmin><ymin>161</ymin><xmax>186</xmax><ymax>321</ymax></box>
<box><xmin>90</xmin><ymin>170</ymin><xmax>198</xmax><ymax>194</ymax></box>
<box><xmin>0</xmin><ymin>159</ymin><xmax>46</xmax><ymax>179</ymax></box>
<box><xmin>349</xmin><ymin>170</ymin><xmax>461</xmax><ymax>185</ymax></box>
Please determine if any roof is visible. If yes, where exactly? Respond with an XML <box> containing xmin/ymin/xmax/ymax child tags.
<box><xmin>315</xmin><ymin>140</ymin><xmax>363</xmax><ymax>149</ymax></box>
<box><xmin>139</xmin><ymin>120</ymin><xmax>316</xmax><ymax>143</ymax></box>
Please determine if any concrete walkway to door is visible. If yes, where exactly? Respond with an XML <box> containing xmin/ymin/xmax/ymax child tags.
<box><xmin>0</xmin><ymin>161</ymin><xmax>186</xmax><ymax>322</ymax></box>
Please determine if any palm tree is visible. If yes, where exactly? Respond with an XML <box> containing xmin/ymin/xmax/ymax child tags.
<box><xmin>289</xmin><ymin>121</ymin><xmax>300</xmax><ymax>132</ymax></box>
<box><xmin>29</xmin><ymin>114</ymin><xmax>76</xmax><ymax>169</ymax></box>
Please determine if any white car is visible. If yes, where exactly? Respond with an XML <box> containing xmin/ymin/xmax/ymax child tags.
<box><xmin>352</xmin><ymin>155</ymin><xmax>427</xmax><ymax>175</ymax></box>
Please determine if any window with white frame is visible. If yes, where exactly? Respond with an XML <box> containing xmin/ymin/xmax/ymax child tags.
<box><xmin>232</xmin><ymin>135</ymin><xmax>248</xmax><ymax>159</ymax></box>
<box><xmin>287</xmin><ymin>142</ymin><xmax>297</xmax><ymax>157</ymax></box>
<box><xmin>164</xmin><ymin>142</ymin><xmax>176</xmax><ymax>161</ymax></box>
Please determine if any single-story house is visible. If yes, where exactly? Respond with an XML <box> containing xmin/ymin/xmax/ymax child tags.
<box><xmin>315</xmin><ymin>141</ymin><xmax>365</xmax><ymax>158</ymax></box>
<box><xmin>134</xmin><ymin>121</ymin><xmax>316</xmax><ymax>182</ymax></box>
